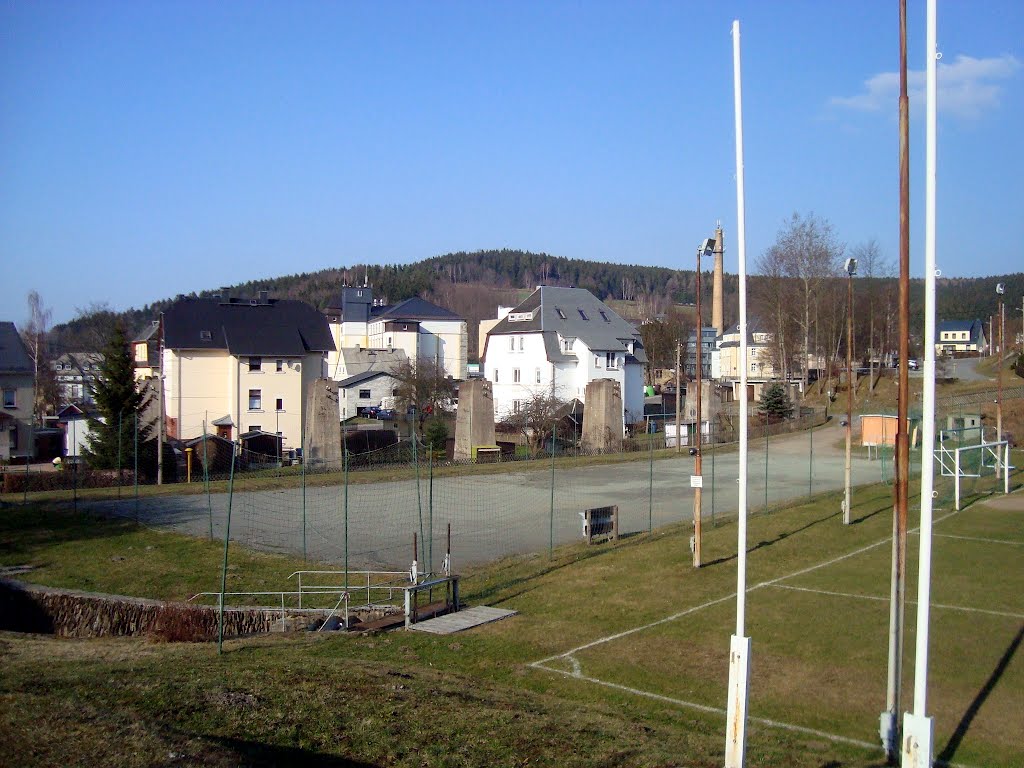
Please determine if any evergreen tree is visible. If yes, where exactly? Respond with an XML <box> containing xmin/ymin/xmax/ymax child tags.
<box><xmin>83</xmin><ymin>324</ymin><xmax>150</xmax><ymax>470</ymax></box>
<box><xmin>758</xmin><ymin>382</ymin><xmax>794</xmax><ymax>422</ymax></box>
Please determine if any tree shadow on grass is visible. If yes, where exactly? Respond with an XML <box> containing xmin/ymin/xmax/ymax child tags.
<box><xmin>702</xmin><ymin>510</ymin><xmax>841</xmax><ymax>568</ymax></box>
<box><xmin>937</xmin><ymin>623</ymin><xmax>1024</xmax><ymax>765</ymax></box>
<box><xmin>205</xmin><ymin>736</ymin><xmax>378</xmax><ymax>767</ymax></box>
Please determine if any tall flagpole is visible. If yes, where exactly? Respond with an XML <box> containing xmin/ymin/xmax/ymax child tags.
<box><xmin>902</xmin><ymin>0</ymin><xmax>937</xmax><ymax>764</ymax></box>
<box><xmin>725</xmin><ymin>18</ymin><xmax>751</xmax><ymax>768</ymax></box>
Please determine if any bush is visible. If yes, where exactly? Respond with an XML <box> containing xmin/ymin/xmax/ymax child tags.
<box><xmin>2</xmin><ymin>469</ymin><xmax>136</xmax><ymax>494</ymax></box>
<box><xmin>423</xmin><ymin>419</ymin><xmax>449</xmax><ymax>450</ymax></box>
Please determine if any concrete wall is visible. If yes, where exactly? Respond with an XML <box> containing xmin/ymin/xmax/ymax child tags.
<box><xmin>304</xmin><ymin>378</ymin><xmax>342</xmax><ymax>465</ymax></box>
<box><xmin>453</xmin><ymin>379</ymin><xmax>496</xmax><ymax>460</ymax></box>
<box><xmin>581</xmin><ymin>379</ymin><xmax>623</xmax><ymax>452</ymax></box>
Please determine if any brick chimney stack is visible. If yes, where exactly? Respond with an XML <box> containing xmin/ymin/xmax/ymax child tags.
<box><xmin>712</xmin><ymin>224</ymin><xmax>725</xmax><ymax>335</ymax></box>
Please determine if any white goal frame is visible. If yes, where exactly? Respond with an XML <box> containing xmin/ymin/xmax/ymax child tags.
<box><xmin>934</xmin><ymin>439</ymin><xmax>1011</xmax><ymax>510</ymax></box>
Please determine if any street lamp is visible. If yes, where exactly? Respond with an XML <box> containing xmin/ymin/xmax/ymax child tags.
<box><xmin>693</xmin><ymin>236</ymin><xmax>717</xmax><ymax>568</ymax></box>
<box><xmin>843</xmin><ymin>257</ymin><xmax>857</xmax><ymax>525</ymax></box>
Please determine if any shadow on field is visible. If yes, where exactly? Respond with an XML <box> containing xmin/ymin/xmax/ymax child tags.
<box><xmin>0</xmin><ymin>504</ymin><xmax>144</xmax><ymax>560</ymax></box>
<box><xmin>209</xmin><ymin>737</ymin><xmax>378</xmax><ymax>767</ymax></box>
<box><xmin>937</xmin><ymin>623</ymin><xmax>1024</xmax><ymax>765</ymax></box>
<box><xmin>703</xmin><ymin>510</ymin><xmax>840</xmax><ymax>568</ymax></box>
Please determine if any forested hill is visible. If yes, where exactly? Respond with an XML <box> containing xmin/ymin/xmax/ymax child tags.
<box><xmin>49</xmin><ymin>248</ymin><xmax>1022</xmax><ymax>357</ymax></box>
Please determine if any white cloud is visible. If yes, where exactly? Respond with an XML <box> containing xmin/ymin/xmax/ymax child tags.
<box><xmin>831</xmin><ymin>54</ymin><xmax>1021</xmax><ymax>119</ymax></box>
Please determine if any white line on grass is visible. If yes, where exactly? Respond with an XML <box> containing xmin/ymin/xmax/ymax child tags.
<box><xmin>769</xmin><ymin>583</ymin><xmax>1024</xmax><ymax>620</ymax></box>
<box><xmin>932</xmin><ymin>533</ymin><xmax>1023</xmax><ymax>546</ymax></box>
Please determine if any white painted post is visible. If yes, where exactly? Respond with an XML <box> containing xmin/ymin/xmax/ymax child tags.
<box><xmin>1005</xmin><ymin>444</ymin><xmax>1011</xmax><ymax>495</ymax></box>
<box><xmin>903</xmin><ymin>1</ymin><xmax>937</xmax><ymax>764</ymax></box>
<box><xmin>725</xmin><ymin>18</ymin><xmax>751</xmax><ymax>768</ymax></box>
<box><xmin>954</xmin><ymin>448</ymin><xmax>960</xmax><ymax>511</ymax></box>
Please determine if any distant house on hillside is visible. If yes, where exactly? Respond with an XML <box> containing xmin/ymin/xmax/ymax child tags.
<box><xmin>935</xmin><ymin>320</ymin><xmax>987</xmax><ymax>356</ymax></box>
<box><xmin>51</xmin><ymin>352</ymin><xmax>104</xmax><ymax>406</ymax></box>
<box><xmin>0</xmin><ymin>321</ymin><xmax>35</xmax><ymax>461</ymax></box>
<box><xmin>481</xmin><ymin>286</ymin><xmax>646</xmax><ymax>428</ymax></box>
<box><xmin>158</xmin><ymin>289</ymin><xmax>334</xmax><ymax>448</ymax></box>
<box><xmin>324</xmin><ymin>287</ymin><xmax>467</xmax><ymax>381</ymax></box>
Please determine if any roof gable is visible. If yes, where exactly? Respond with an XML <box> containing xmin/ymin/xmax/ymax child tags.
<box><xmin>0</xmin><ymin>321</ymin><xmax>33</xmax><ymax>373</ymax></box>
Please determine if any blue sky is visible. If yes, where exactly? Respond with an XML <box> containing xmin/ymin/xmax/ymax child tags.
<box><xmin>2</xmin><ymin>1</ymin><xmax>1021</xmax><ymax>325</ymax></box>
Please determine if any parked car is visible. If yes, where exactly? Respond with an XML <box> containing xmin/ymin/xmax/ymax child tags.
<box><xmin>376</xmin><ymin>408</ymin><xmax>396</xmax><ymax>420</ymax></box>
<box><xmin>361</xmin><ymin>405</ymin><xmax>380</xmax><ymax>418</ymax></box>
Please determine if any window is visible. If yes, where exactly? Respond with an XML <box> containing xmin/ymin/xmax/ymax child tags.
<box><xmin>509</xmin><ymin>337</ymin><xmax>515</xmax><ymax>351</ymax></box>
<box><xmin>276</xmin><ymin>398</ymin><xmax>284</xmax><ymax>411</ymax></box>
<box><xmin>555</xmin><ymin>307</ymin><xmax>566</xmax><ymax>320</ymax></box>
<box><xmin>599</xmin><ymin>310</ymin><xmax>610</xmax><ymax>323</ymax></box>
<box><xmin>494</xmin><ymin>369</ymin><xmax>499</xmax><ymax>383</ymax></box>
<box><xmin>249</xmin><ymin>357</ymin><xmax>262</xmax><ymax>372</ymax></box>
<box><xmin>578</xmin><ymin>309</ymin><xmax>589</xmax><ymax>321</ymax></box>
<box><xmin>518</xmin><ymin>336</ymin><xmax>524</xmax><ymax>351</ymax></box>
<box><xmin>200</xmin><ymin>330</ymin><xmax>213</xmax><ymax>341</ymax></box>
<box><xmin>358</xmin><ymin>389</ymin><xmax>371</xmax><ymax>399</ymax></box>
<box><xmin>8</xmin><ymin>425</ymin><xmax>17</xmax><ymax>451</ymax></box>
<box><xmin>276</xmin><ymin>359</ymin><xmax>284</xmax><ymax>372</ymax></box>
<box><xmin>248</xmin><ymin>389</ymin><xmax>262</xmax><ymax>410</ymax></box>
<box><xmin>595</xmin><ymin>356</ymin><xmax>602</xmax><ymax>368</ymax></box>
<box><xmin>513</xmin><ymin>400</ymin><xmax>521</xmax><ymax>413</ymax></box>
<box><xmin>535</xmin><ymin>368</ymin><xmax>541</xmax><ymax>384</ymax></box>
<box><xmin>513</xmin><ymin>368</ymin><xmax>521</xmax><ymax>383</ymax></box>
<box><xmin>562</xmin><ymin>337</ymin><xmax>572</xmax><ymax>352</ymax></box>
<box><xmin>2</xmin><ymin>389</ymin><xmax>15</xmax><ymax>409</ymax></box>
<box><xmin>606</xmin><ymin>352</ymin><xmax>618</xmax><ymax>370</ymax></box>
<box><xmin>135</xmin><ymin>345</ymin><xmax>147</xmax><ymax>362</ymax></box>
<box><xmin>387</xmin><ymin>336</ymin><xmax>392</xmax><ymax>346</ymax></box>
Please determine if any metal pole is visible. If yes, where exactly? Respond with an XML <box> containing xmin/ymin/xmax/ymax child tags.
<box><xmin>344</xmin><ymin>448</ymin><xmax>349</xmax><ymax>592</ymax></box>
<box><xmin>808</xmin><ymin>408</ymin><xmax>813</xmax><ymax>499</ymax></box>
<box><xmin>996</xmin><ymin>297</ymin><xmax>1003</xmax><ymax>476</ymax></box>
<box><xmin>711</xmin><ymin>423</ymin><xmax>716</xmax><ymax>527</ymax></box>
<box><xmin>648</xmin><ymin>426</ymin><xmax>653</xmax><ymax>533</ymax></box>
<box><xmin>725</xmin><ymin>19</ymin><xmax>751</xmax><ymax>767</ymax></box>
<box><xmin>549</xmin><ymin>423</ymin><xmax>556</xmax><ymax>558</ymax></box>
<box><xmin>428</xmin><ymin>447</ymin><xmax>434</xmax><ymax>575</ymax></box>
<box><xmin>694</xmin><ymin>247</ymin><xmax>703</xmax><ymax>568</ymax></box>
<box><xmin>157</xmin><ymin>314</ymin><xmax>164</xmax><ymax>486</ymax></box>
<box><xmin>71</xmin><ymin>417</ymin><xmax>77</xmax><ymax>514</ymax></box>
<box><xmin>413</xmin><ymin>431</ymin><xmax>424</xmax><ymax>560</ymax></box>
<box><xmin>764</xmin><ymin>419</ymin><xmax>769</xmax><ymax>512</ymax></box>
<box><xmin>217</xmin><ymin>442</ymin><xmax>237</xmax><ymax>656</ymax></box>
<box><xmin>884</xmin><ymin>2</ymin><xmax>911</xmax><ymax>756</ymax></box>
<box><xmin>845</xmin><ymin>270</ymin><xmax>853</xmax><ymax>524</ymax></box>
<box><xmin>301</xmin><ymin>416</ymin><xmax>307</xmax><ymax>561</ymax></box>
<box><xmin>903</xmin><ymin>2</ymin><xmax>938</xmax><ymax>761</ymax></box>
<box><xmin>134</xmin><ymin>410</ymin><xmax>139</xmax><ymax>524</ymax></box>
<box><xmin>117</xmin><ymin>411</ymin><xmax>123</xmax><ymax>500</ymax></box>
<box><xmin>203</xmin><ymin>417</ymin><xmax>212</xmax><ymax>541</ymax></box>
<box><xmin>675</xmin><ymin>343</ymin><xmax>682</xmax><ymax>454</ymax></box>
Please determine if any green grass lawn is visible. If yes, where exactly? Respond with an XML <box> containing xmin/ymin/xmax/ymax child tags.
<box><xmin>2</xmin><ymin>468</ymin><xmax>1022</xmax><ymax>767</ymax></box>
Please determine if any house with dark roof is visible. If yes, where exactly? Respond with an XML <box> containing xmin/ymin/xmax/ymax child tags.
<box><xmin>337</xmin><ymin>369</ymin><xmax>401</xmax><ymax>419</ymax></box>
<box><xmin>480</xmin><ymin>286</ymin><xmax>647</xmax><ymax>427</ymax></box>
<box><xmin>51</xmin><ymin>352</ymin><xmax>104</xmax><ymax>406</ymax></box>
<box><xmin>158</xmin><ymin>290</ymin><xmax>334</xmax><ymax>448</ymax></box>
<box><xmin>325</xmin><ymin>288</ymin><xmax>467</xmax><ymax>381</ymax></box>
<box><xmin>935</xmin><ymin>319</ymin><xmax>987</xmax><ymax>356</ymax></box>
<box><xmin>0</xmin><ymin>321</ymin><xmax>35</xmax><ymax>461</ymax></box>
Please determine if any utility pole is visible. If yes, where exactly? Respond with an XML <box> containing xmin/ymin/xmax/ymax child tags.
<box><xmin>844</xmin><ymin>258</ymin><xmax>856</xmax><ymax>525</ymax></box>
<box><xmin>693</xmin><ymin>237</ymin><xmax>716</xmax><ymax>568</ymax></box>
<box><xmin>996</xmin><ymin>284</ymin><xmax>1005</xmax><ymax>467</ymax></box>
<box><xmin>675</xmin><ymin>343</ymin><xmax>682</xmax><ymax>454</ymax></box>
<box><xmin>882</xmin><ymin>2</ymin><xmax>910</xmax><ymax>759</ymax></box>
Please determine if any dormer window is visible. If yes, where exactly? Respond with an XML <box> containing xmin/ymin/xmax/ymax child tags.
<box><xmin>200</xmin><ymin>330</ymin><xmax>213</xmax><ymax>341</ymax></box>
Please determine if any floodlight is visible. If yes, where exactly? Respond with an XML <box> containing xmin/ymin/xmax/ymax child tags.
<box><xmin>698</xmin><ymin>238</ymin><xmax>716</xmax><ymax>256</ymax></box>
<box><xmin>996</xmin><ymin>282</ymin><xmax>1006</xmax><ymax>295</ymax></box>
<box><xmin>845</xmin><ymin>257</ymin><xmax>858</xmax><ymax>276</ymax></box>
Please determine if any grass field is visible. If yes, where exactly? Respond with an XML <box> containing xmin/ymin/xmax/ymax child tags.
<box><xmin>2</xmin><ymin>464</ymin><xmax>1022</xmax><ymax>766</ymax></box>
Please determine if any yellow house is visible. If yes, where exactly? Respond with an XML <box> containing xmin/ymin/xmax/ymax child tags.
<box><xmin>160</xmin><ymin>291</ymin><xmax>334</xmax><ymax>450</ymax></box>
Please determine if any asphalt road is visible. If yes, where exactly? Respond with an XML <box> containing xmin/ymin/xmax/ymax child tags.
<box><xmin>84</xmin><ymin>420</ymin><xmax>886</xmax><ymax>572</ymax></box>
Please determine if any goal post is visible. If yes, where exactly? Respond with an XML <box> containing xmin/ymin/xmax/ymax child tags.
<box><xmin>934</xmin><ymin>439</ymin><xmax>1011</xmax><ymax>510</ymax></box>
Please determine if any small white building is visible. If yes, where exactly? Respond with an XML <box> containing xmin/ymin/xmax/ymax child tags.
<box><xmin>935</xmin><ymin>320</ymin><xmax>987</xmax><ymax>356</ymax></box>
<box><xmin>337</xmin><ymin>370</ymin><xmax>401</xmax><ymax>419</ymax></box>
<box><xmin>481</xmin><ymin>286</ymin><xmax>647</xmax><ymax>429</ymax></box>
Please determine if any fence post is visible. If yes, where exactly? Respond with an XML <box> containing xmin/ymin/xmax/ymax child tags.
<box><xmin>300</xmin><ymin>417</ymin><xmax>306</xmax><ymax>561</ymax></box>
<box><xmin>203</xmin><ymin>417</ymin><xmax>212</xmax><ymax>541</ymax></box>
<box><xmin>413</xmin><ymin>431</ymin><xmax>425</xmax><ymax>567</ymax></box>
<box><xmin>428</xmin><ymin>446</ymin><xmax>434</xmax><ymax>575</ymax></box>
<box><xmin>117</xmin><ymin>411</ymin><xmax>123</xmax><ymax>500</ymax></box>
<box><xmin>764</xmin><ymin>420</ymin><xmax>769</xmax><ymax>512</ymax></box>
<box><xmin>808</xmin><ymin>408</ymin><xmax>814</xmax><ymax>500</ymax></box>
<box><xmin>344</xmin><ymin>448</ymin><xmax>349</xmax><ymax>592</ymax></box>
<box><xmin>549</xmin><ymin>424</ymin><xmax>556</xmax><ymax>559</ymax></box>
<box><xmin>71</xmin><ymin>417</ymin><xmax>78</xmax><ymax>514</ymax></box>
<box><xmin>217</xmin><ymin>442</ymin><xmax>237</xmax><ymax>656</ymax></box>
<box><xmin>648</xmin><ymin>425</ymin><xmax>654</xmax><ymax>533</ymax></box>
<box><xmin>954</xmin><ymin>448</ymin><xmax>960</xmax><ymax>511</ymax></box>
<box><xmin>134</xmin><ymin>411</ymin><xmax>139</xmax><ymax>524</ymax></box>
<box><xmin>22</xmin><ymin>441</ymin><xmax>29</xmax><ymax>504</ymax></box>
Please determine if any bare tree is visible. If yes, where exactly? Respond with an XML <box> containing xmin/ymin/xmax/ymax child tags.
<box><xmin>769</xmin><ymin>213</ymin><xmax>844</xmax><ymax>393</ymax></box>
<box><xmin>638</xmin><ymin>312</ymin><xmax>690</xmax><ymax>386</ymax></box>
<box><xmin>753</xmin><ymin>247</ymin><xmax>797</xmax><ymax>382</ymax></box>
<box><xmin>22</xmin><ymin>291</ymin><xmax>59</xmax><ymax>418</ymax></box>
<box><xmin>850</xmin><ymin>239</ymin><xmax>894</xmax><ymax>393</ymax></box>
<box><xmin>496</xmin><ymin>388</ymin><xmax>570</xmax><ymax>456</ymax></box>
<box><xmin>390</xmin><ymin>358</ymin><xmax>457</xmax><ymax>435</ymax></box>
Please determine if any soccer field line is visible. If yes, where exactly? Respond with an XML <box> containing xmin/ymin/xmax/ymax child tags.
<box><xmin>768</xmin><ymin>583</ymin><xmax>1024</xmax><ymax>620</ymax></box>
<box><xmin>931</xmin><ymin>533</ymin><xmax>1023</xmax><ymax>546</ymax></box>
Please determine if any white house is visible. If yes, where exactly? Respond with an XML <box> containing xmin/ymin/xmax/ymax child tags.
<box><xmin>715</xmin><ymin>322</ymin><xmax>777</xmax><ymax>402</ymax></box>
<box><xmin>159</xmin><ymin>290</ymin><xmax>334</xmax><ymax>450</ymax></box>
<box><xmin>935</xmin><ymin>320</ymin><xmax>987</xmax><ymax>356</ymax></box>
<box><xmin>325</xmin><ymin>288</ymin><xmax>468</xmax><ymax>381</ymax></box>
<box><xmin>481</xmin><ymin>286</ymin><xmax>647</xmax><ymax>429</ymax></box>
<box><xmin>337</xmin><ymin>370</ymin><xmax>401</xmax><ymax>419</ymax></box>
<box><xmin>52</xmin><ymin>352</ymin><xmax>104</xmax><ymax>406</ymax></box>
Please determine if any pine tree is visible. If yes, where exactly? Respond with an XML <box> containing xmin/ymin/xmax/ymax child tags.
<box><xmin>758</xmin><ymin>382</ymin><xmax>794</xmax><ymax>422</ymax></box>
<box><xmin>83</xmin><ymin>324</ymin><xmax>150</xmax><ymax>470</ymax></box>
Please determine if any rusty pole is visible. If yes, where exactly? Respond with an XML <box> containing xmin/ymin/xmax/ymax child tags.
<box><xmin>694</xmin><ymin>247</ymin><xmax>703</xmax><ymax>568</ymax></box>
<box><xmin>883</xmin><ymin>0</ymin><xmax>910</xmax><ymax>760</ymax></box>
<box><xmin>845</xmin><ymin>269</ymin><xmax>853</xmax><ymax>525</ymax></box>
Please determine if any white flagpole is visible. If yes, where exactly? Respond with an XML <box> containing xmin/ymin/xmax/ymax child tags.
<box><xmin>903</xmin><ymin>0</ymin><xmax>937</xmax><ymax>765</ymax></box>
<box><xmin>725</xmin><ymin>18</ymin><xmax>751</xmax><ymax>768</ymax></box>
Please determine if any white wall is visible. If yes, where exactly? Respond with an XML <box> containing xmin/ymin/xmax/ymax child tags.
<box><xmin>340</xmin><ymin>375</ymin><xmax>398</xmax><ymax>418</ymax></box>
